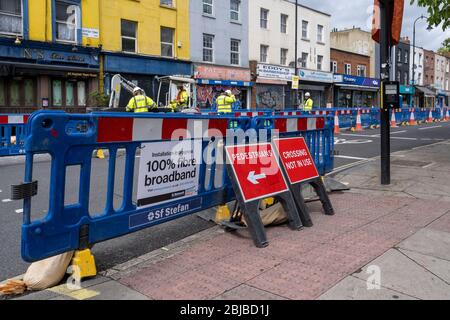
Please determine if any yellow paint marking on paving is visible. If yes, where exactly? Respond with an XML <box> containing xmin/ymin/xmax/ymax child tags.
<box><xmin>48</xmin><ymin>284</ymin><xmax>99</xmax><ymax>300</ymax></box>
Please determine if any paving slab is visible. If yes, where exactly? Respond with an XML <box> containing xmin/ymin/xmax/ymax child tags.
<box><xmin>214</xmin><ymin>284</ymin><xmax>287</xmax><ymax>300</ymax></box>
<box><xmin>84</xmin><ymin>281</ymin><xmax>149</xmax><ymax>300</ymax></box>
<box><xmin>427</xmin><ymin>213</ymin><xmax>450</xmax><ymax>234</ymax></box>
<box><xmin>318</xmin><ymin>276</ymin><xmax>417</xmax><ymax>300</ymax></box>
<box><xmin>397</xmin><ymin>228</ymin><xmax>450</xmax><ymax>261</ymax></box>
<box><xmin>353</xmin><ymin>249</ymin><xmax>450</xmax><ymax>300</ymax></box>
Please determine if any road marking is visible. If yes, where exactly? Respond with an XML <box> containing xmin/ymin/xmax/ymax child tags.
<box><xmin>419</xmin><ymin>125</ymin><xmax>442</xmax><ymax>130</ymax></box>
<box><xmin>334</xmin><ymin>155</ymin><xmax>369</xmax><ymax>160</ymax></box>
<box><xmin>2</xmin><ymin>199</ymin><xmax>12</xmax><ymax>203</ymax></box>
<box><xmin>390</xmin><ymin>137</ymin><xmax>418</xmax><ymax>140</ymax></box>
<box><xmin>0</xmin><ymin>190</ymin><xmax>2</xmax><ymax>193</ymax></box>
<box><xmin>391</xmin><ymin>130</ymin><xmax>407</xmax><ymax>135</ymax></box>
<box><xmin>15</xmin><ymin>209</ymin><xmax>23</xmax><ymax>213</ymax></box>
<box><xmin>340</xmin><ymin>133</ymin><xmax>377</xmax><ymax>138</ymax></box>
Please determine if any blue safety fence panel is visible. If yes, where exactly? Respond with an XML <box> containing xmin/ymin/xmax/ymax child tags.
<box><xmin>251</xmin><ymin>115</ymin><xmax>334</xmax><ymax>176</ymax></box>
<box><xmin>0</xmin><ymin>114</ymin><xmax>29</xmax><ymax>157</ymax></box>
<box><xmin>21</xmin><ymin>110</ymin><xmax>260</xmax><ymax>262</ymax></box>
<box><xmin>433</xmin><ymin>108</ymin><xmax>444</xmax><ymax>120</ymax></box>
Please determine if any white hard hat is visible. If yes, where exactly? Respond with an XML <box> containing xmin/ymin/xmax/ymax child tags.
<box><xmin>133</xmin><ymin>87</ymin><xmax>142</xmax><ymax>94</ymax></box>
<box><xmin>225</xmin><ymin>90</ymin><xmax>232</xmax><ymax>95</ymax></box>
<box><xmin>305</xmin><ymin>92</ymin><xmax>311</xmax><ymax>97</ymax></box>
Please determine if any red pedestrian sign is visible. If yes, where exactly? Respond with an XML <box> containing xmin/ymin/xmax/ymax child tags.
<box><xmin>225</xmin><ymin>143</ymin><xmax>289</xmax><ymax>203</ymax></box>
<box><xmin>273</xmin><ymin>137</ymin><xmax>319</xmax><ymax>185</ymax></box>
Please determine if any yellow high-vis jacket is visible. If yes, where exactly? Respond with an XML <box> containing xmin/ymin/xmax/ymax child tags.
<box><xmin>126</xmin><ymin>95</ymin><xmax>157</xmax><ymax>113</ymax></box>
<box><xmin>303</xmin><ymin>98</ymin><xmax>313</xmax><ymax>111</ymax></box>
<box><xmin>216</xmin><ymin>94</ymin><xmax>236</xmax><ymax>114</ymax></box>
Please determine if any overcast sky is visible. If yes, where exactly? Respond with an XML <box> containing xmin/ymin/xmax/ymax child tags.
<box><xmin>299</xmin><ymin>0</ymin><xmax>448</xmax><ymax>51</ymax></box>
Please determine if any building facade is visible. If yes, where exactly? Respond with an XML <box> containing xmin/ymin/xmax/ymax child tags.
<box><xmin>248</xmin><ymin>0</ymin><xmax>332</xmax><ymax>109</ymax></box>
<box><xmin>0</xmin><ymin>0</ymin><xmax>101</xmax><ymax>113</ymax></box>
<box><xmin>435</xmin><ymin>53</ymin><xmax>449</xmax><ymax>108</ymax></box>
<box><xmin>410</xmin><ymin>45</ymin><xmax>424</xmax><ymax>86</ymax></box>
<box><xmin>330</xmin><ymin>48</ymin><xmax>379</xmax><ymax>108</ymax></box>
<box><xmin>391</xmin><ymin>39</ymin><xmax>413</xmax><ymax>107</ymax></box>
<box><xmin>100</xmin><ymin>0</ymin><xmax>191</xmax><ymax>107</ymax></box>
<box><xmin>330</xmin><ymin>27</ymin><xmax>376</xmax><ymax>78</ymax></box>
<box><xmin>190</xmin><ymin>0</ymin><xmax>251</xmax><ymax>109</ymax></box>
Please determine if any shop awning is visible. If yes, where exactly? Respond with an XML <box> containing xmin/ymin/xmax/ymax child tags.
<box><xmin>256</xmin><ymin>78</ymin><xmax>288</xmax><ymax>85</ymax></box>
<box><xmin>415</xmin><ymin>86</ymin><xmax>436</xmax><ymax>97</ymax></box>
<box><xmin>334</xmin><ymin>83</ymin><xmax>379</xmax><ymax>92</ymax></box>
<box><xmin>196</xmin><ymin>79</ymin><xmax>253</xmax><ymax>87</ymax></box>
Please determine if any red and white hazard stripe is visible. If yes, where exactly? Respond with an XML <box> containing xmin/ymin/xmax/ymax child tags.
<box><xmin>274</xmin><ymin>117</ymin><xmax>325</xmax><ymax>133</ymax></box>
<box><xmin>97</xmin><ymin>117</ymin><xmax>230</xmax><ymax>143</ymax></box>
<box><xmin>234</xmin><ymin>111</ymin><xmax>265</xmax><ymax>117</ymax></box>
<box><xmin>0</xmin><ymin>114</ymin><xmax>29</xmax><ymax>124</ymax></box>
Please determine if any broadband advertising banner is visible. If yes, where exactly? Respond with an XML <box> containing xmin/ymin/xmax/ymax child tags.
<box><xmin>137</xmin><ymin>140</ymin><xmax>202</xmax><ymax>208</ymax></box>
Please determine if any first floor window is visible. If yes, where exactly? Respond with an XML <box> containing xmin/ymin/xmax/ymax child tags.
<box><xmin>260</xmin><ymin>8</ymin><xmax>268</xmax><ymax>29</ymax></box>
<box><xmin>203</xmin><ymin>34</ymin><xmax>214</xmax><ymax>62</ymax></box>
<box><xmin>161</xmin><ymin>27</ymin><xmax>174</xmax><ymax>57</ymax></box>
<box><xmin>317</xmin><ymin>55</ymin><xmax>323</xmax><ymax>70</ymax></box>
<box><xmin>121</xmin><ymin>19</ymin><xmax>137</xmax><ymax>53</ymax></box>
<box><xmin>331</xmin><ymin>61</ymin><xmax>337</xmax><ymax>73</ymax></box>
<box><xmin>160</xmin><ymin>0</ymin><xmax>174</xmax><ymax>7</ymax></box>
<box><xmin>203</xmin><ymin>0</ymin><xmax>213</xmax><ymax>15</ymax></box>
<box><xmin>357</xmin><ymin>65</ymin><xmax>366</xmax><ymax>77</ymax></box>
<box><xmin>260</xmin><ymin>45</ymin><xmax>268</xmax><ymax>63</ymax></box>
<box><xmin>345</xmin><ymin>63</ymin><xmax>351</xmax><ymax>75</ymax></box>
<box><xmin>0</xmin><ymin>0</ymin><xmax>22</xmax><ymax>35</ymax></box>
<box><xmin>280</xmin><ymin>48</ymin><xmax>288</xmax><ymax>66</ymax></box>
<box><xmin>230</xmin><ymin>0</ymin><xmax>240</xmax><ymax>21</ymax></box>
<box><xmin>55</xmin><ymin>0</ymin><xmax>78</xmax><ymax>43</ymax></box>
<box><xmin>301</xmin><ymin>52</ymin><xmax>308</xmax><ymax>68</ymax></box>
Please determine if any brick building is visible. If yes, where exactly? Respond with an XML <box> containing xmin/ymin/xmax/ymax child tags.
<box><xmin>423</xmin><ymin>49</ymin><xmax>435</xmax><ymax>86</ymax></box>
<box><xmin>330</xmin><ymin>48</ymin><xmax>379</xmax><ymax>108</ymax></box>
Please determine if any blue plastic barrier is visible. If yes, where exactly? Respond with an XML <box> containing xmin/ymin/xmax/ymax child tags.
<box><xmin>19</xmin><ymin>110</ymin><xmax>333</xmax><ymax>262</ymax></box>
<box><xmin>0</xmin><ymin>114</ymin><xmax>29</xmax><ymax>157</ymax></box>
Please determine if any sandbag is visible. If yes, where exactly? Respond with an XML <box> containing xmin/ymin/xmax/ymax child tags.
<box><xmin>0</xmin><ymin>251</ymin><xmax>75</xmax><ymax>296</ymax></box>
<box><xmin>241</xmin><ymin>202</ymin><xmax>288</xmax><ymax>227</ymax></box>
<box><xmin>23</xmin><ymin>251</ymin><xmax>75</xmax><ymax>291</ymax></box>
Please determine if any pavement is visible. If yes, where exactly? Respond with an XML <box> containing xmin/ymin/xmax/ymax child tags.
<box><xmin>11</xmin><ymin>139</ymin><xmax>450</xmax><ymax>300</ymax></box>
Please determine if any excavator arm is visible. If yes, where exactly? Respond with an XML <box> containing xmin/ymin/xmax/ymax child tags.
<box><xmin>109</xmin><ymin>74</ymin><xmax>141</xmax><ymax>109</ymax></box>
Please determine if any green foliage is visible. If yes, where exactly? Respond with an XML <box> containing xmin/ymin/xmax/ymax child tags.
<box><xmin>410</xmin><ymin>0</ymin><xmax>450</xmax><ymax>30</ymax></box>
<box><xmin>89</xmin><ymin>91</ymin><xmax>109</xmax><ymax>107</ymax></box>
<box><xmin>437</xmin><ymin>38</ymin><xmax>450</xmax><ymax>54</ymax></box>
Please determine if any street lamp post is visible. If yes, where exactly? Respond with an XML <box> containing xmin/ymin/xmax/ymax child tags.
<box><xmin>412</xmin><ymin>15</ymin><xmax>432</xmax><ymax>104</ymax></box>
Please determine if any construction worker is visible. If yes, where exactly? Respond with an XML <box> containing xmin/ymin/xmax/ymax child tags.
<box><xmin>303</xmin><ymin>92</ymin><xmax>313</xmax><ymax>111</ymax></box>
<box><xmin>169</xmin><ymin>85</ymin><xmax>189</xmax><ymax>111</ymax></box>
<box><xmin>216</xmin><ymin>89</ymin><xmax>236</xmax><ymax>114</ymax></box>
<box><xmin>126</xmin><ymin>87</ymin><xmax>157</xmax><ymax>113</ymax></box>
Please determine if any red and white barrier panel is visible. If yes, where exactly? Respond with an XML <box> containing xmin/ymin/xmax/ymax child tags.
<box><xmin>0</xmin><ymin>115</ymin><xmax>29</xmax><ymax>124</ymax></box>
<box><xmin>234</xmin><ymin>111</ymin><xmax>265</xmax><ymax>117</ymax></box>
<box><xmin>280</xmin><ymin>111</ymin><xmax>303</xmax><ymax>116</ymax></box>
<box><xmin>312</xmin><ymin>111</ymin><xmax>331</xmax><ymax>115</ymax></box>
<box><xmin>360</xmin><ymin>109</ymin><xmax>371</xmax><ymax>114</ymax></box>
<box><xmin>338</xmin><ymin>110</ymin><xmax>352</xmax><ymax>115</ymax></box>
<box><xmin>274</xmin><ymin>117</ymin><xmax>325</xmax><ymax>133</ymax></box>
<box><xmin>97</xmin><ymin>117</ymin><xmax>231</xmax><ymax>143</ymax></box>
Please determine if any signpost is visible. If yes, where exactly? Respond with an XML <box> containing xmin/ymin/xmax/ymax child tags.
<box><xmin>225</xmin><ymin>143</ymin><xmax>302</xmax><ymax>247</ymax></box>
<box><xmin>273</xmin><ymin>137</ymin><xmax>334</xmax><ymax>227</ymax></box>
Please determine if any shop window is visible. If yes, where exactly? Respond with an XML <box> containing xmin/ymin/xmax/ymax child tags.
<box><xmin>121</xmin><ymin>20</ymin><xmax>137</xmax><ymax>53</ymax></box>
<box><xmin>0</xmin><ymin>0</ymin><xmax>22</xmax><ymax>36</ymax></box>
<box><xmin>52</xmin><ymin>80</ymin><xmax>62</xmax><ymax>106</ymax></box>
<box><xmin>0</xmin><ymin>78</ymin><xmax>5</xmax><ymax>106</ymax></box>
<box><xmin>10</xmin><ymin>80</ymin><xmax>20</xmax><ymax>106</ymax></box>
<box><xmin>161</xmin><ymin>27</ymin><xmax>174</xmax><ymax>57</ymax></box>
<box><xmin>24</xmin><ymin>79</ymin><xmax>34</xmax><ymax>106</ymax></box>
<box><xmin>203</xmin><ymin>0</ymin><xmax>213</xmax><ymax>15</ymax></box>
<box><xmin>55</xmin><ymin>1</ymin><xmax>78</xmax><ymax>43</ymax></box>
<box><xmin>77</xmin><ymin>81</ymin><xmax>86</xmax><ymax>106</ymax></box>
<box><xmin>66</xmin><ymin>81</ymin><xmax>74</xmax><ymax>106</ymax></box>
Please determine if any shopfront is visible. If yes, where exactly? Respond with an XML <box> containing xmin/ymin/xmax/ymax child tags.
<box><xmin>399</xmin><ymin>85</ymin><xmax>415</xmax><ymax>108</ymax></box>
<box><xmin>414</xmin><ymin>86</ymin><xmax>436</xmax><ymax>109</ymax></box>
<box><xmin>333</xmin><ymin>74</ymin><xmax>380</xmax><ymax>108</ymax></box>
<box><xmin>297</xmin><ymin>69</ymin><xmax>334</xmax><ymax>108</ymax></box>
<box><xmin>194</xmin><ymin>64</ymin><xmax>252</xmax><ymax>110</ymax></box>
<box><xmin>0</xmin><ymin>39</ymin><xmax>100</xmax><ymax>113</ymax></box>
<box><xmin>252</xmin><ymin>63</ymin><xmax>295</xmax><ymax>110</ymax></box>
<box><xmin>103</xmin><ymin>53</ymin><xmax>192</xmax><ymax>109</ymax></box>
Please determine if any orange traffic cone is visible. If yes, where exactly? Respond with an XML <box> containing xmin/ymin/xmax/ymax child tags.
<box><xmin>445</xmin><ymin>109</ymin><xmax>450</xmax><ymax>122</ymax></box>
<box><xmin>426</xmin><ymin>109</ymin><xmax>433</xmax><ymax>123</ymax></box>
<box><xmin>334</xmin><ymin>111</ymin><xmax>340</xmax><ymax>134</ymax></box>
<box><xmin>409</xmin><ymin>108</ymin><xmax>417</xmax><ymax>126</ymax></box>
<box><xmin>390</xmin><ymin>109</ymin><xmax>397</xmax><ymax>128</ymax></box>
<box><xmin>355</xmin><ymin>109</ymin><xmax>363</xmax><ymax>131</ymax></box>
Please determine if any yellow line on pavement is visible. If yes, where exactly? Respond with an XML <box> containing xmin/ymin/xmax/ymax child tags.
<box><xmin>48</xmin><ymin>284</ymin><xmax>99</xmax><ymax>300</ymax></box>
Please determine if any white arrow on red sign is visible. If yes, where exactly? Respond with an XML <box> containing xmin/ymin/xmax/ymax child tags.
<box><xmin>247</xmin><ymin>171</ymin><xmax>267</xmax><ymax>185</ymax></box>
